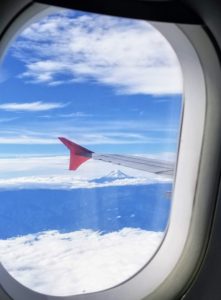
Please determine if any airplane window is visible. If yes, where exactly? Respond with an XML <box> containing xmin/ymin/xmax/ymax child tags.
<box><xmin>0</xmin><ymin>8</ymin><xmax>182</xmax><ymax>297</ymax></box>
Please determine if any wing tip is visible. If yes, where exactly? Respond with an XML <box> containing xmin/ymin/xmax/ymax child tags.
<box><xmin>58</xmin><ymin>137</ymin><xmax>93</xmax><ymax>171</ymax></box>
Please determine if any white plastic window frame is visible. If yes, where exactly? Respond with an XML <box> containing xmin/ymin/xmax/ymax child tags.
<box><xmin>0</xmin><ymin>3</ymin><xmax>221</xmax><ymax>300</ymax></box>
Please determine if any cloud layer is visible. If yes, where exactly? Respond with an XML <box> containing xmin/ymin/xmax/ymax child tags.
<box><xmin>0</xmin><ymin>101</ymin><xmax>67</xmax><ymax>112</ymax></box>
<box><xmin>0</xmin><ymin>155</ymin><xmax>173</xmax><ymax>184</ymax></box>
<box><xmin>0</xmin><ymin>118</ymin><xmax>178</xmax><ymax>145</ymax></box>
<box><xmin>13</xmin><ymin>10</ymin><xmax>182</xmax><ymax>95</ymax></box>
<box><xmin>0</xmin><ymin>228</ymin><xmax>163</xmax><ymax>296</ymax></box>
<box><xmin>0</xmin><ymin>173</ymin><xmax>170</xmax><ymax>190</ymax></box>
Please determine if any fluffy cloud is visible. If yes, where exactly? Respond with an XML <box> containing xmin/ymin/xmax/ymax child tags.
<box><xmin>0</xmin><ymin>101</ymin><xmax>67</xmax><ymax>112</ymax></box>
<box><xmin>0</xmin><ymin>173</ymin><xmax>169</xmax><ymax>190</ymax></box>
<box><xmin>0</xmin><ymin>228</ymin><xmax>163</xmax><ymax>296</ymax></box>
<box><xmin>13</xmin><ymin>10</ymin><xmax>182</xmax><ymax>95</ymax></box>
<box><xmin>0</xmin><ymin>155</ymin><xmax>172</xmax><ymax>184</ymax></box>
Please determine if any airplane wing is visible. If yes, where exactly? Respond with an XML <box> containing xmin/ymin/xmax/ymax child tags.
<box><xmin>59</xmin><ymin>137</ymin><xmax>174</xmax><ymax>176</ymax></box>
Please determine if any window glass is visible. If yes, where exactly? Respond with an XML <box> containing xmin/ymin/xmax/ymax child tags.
<box><xmin>0</xmin><ymin>8</ymin><xmax>182</xmax><ymax>296</ymax></box>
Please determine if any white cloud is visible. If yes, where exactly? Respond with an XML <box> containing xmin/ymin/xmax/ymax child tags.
<box><xmin>13</xmin><ymin>11</ymin><xmax>182</xmax><ymax>95</ymax></box>
<box><xmin>0</xmin><ymin>136</ymin><xmax>57</xmax><ymax>144</ymax></box>
<box><xmin>0</xmin><ymin>173</ymin><xmax>169</xmax><ymax>190</ymax></box>
<box><xmin>0</xmin><ymin>155</ymin><xmax>68</xmax><ymax>174</ymax></box>
<box><xmin>0</xmin><ymin>135</ymin><xmax>57</xmax><ymax>145</ymax></box>
<box><xmin>59</xmin><ymin>112</ymin><xmax>92</xmax><ymax>118</ymax></box>
<box><xmin>0</xmin><ymin>131</ymin><xmax>176</xmax><ymax>145</ymax></box>
<box><xmin>0</xmin><ymin>155</ymin><xmax>172</xmax><ymax>184</ymax></box>
<box><xmin>0</xmin><ymin>228</ymin><xmax>163</xmax><ymax>296</ymax></box>
<box><xmin>0</xmin><ymin>101</ymin><xmax>67</xmax><ymax>112</ymax></box>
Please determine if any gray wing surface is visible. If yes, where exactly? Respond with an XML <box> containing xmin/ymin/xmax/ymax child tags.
<box><xmin>59</xmin><ymin>137</ymin><xmax>174</xmax><ymax>176</ymax></box>
<box><xmin>92</xmin><ymin>153</ymin><xmax>174</xmax><ymax>176</ymax></box>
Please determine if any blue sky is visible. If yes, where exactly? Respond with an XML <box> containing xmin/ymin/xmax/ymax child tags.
<box><xmin>0</xmin><ymin>10</ymin><xmax>182</xmax><ymax>296</ymax></box>
<box><xmin>0</xmin><ymin>9</ymin><xmax>182</xmax><ymax>157</ymax></box>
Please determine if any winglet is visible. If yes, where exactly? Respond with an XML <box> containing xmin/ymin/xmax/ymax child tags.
<box><xmin>58</xmin><ymin>137</ymin><xmax>93</xmax><ymax>170</ymax></box>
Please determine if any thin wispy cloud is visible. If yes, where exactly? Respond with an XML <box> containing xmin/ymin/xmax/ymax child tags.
<box><xmin>37</xmin><ymin>111</ymin><xmax>92</xmax><ymax>119</ymax></box>
<box><xmin>13</xmin><ymin>11</ymin><xmax>182</xmax><ymax>95</ymax></box>
<box><xmin>59</xmin><ymin>112</ymin><xmax>92</xmax><ymax>118</ymax></box>
<box><xmin>0</xmin><ymin>101</ymin><xmax>68</xmax><ymax>112</ymax></box>
<box><xmin>38</xmin><ymin>115</ymin><xmax>53</xmax><ymax>119</ymax></box>
<box><xmin>0</xmin><ymin>115</ymin><xmax>178</xmax><ymax>148</ymax></box>
<box><xmin>0</xmin><ymin>117</ymin><xmax>19</xmax><ymax>123</ymax></box>
<box><xmin>0</xmin><ymin>66</ymin><xmax>9</xmax><ymax>84</ymax></box>
<box><xmin>0</xmin><ymin>136</ymin><xmax>57</xmax><ymax>144</ymax></box>
<box><xmin>0</xmin><ymin>133</ymin><xmax>176</xmax><ymax>145</ymax></box>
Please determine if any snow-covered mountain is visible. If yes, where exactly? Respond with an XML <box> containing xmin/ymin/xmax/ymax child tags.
<box><xmin>92</xmin><ymin>170</ymin><xmax>133</xmax><ymax>183</ymax></box>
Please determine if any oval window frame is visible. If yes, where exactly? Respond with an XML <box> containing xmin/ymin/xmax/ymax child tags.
<box><xmin>0</xmin><ymin>2</ymin><xmax>221</xmax><ymax>300</ymax></box>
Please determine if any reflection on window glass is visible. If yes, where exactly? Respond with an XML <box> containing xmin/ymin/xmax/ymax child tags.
<box><xmin>0</xmin><ymin>8</ymin><xmax>182</xmax><ymax>296</ymax></box>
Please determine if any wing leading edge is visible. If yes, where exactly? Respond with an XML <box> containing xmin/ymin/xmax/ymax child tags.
<box><xmin>59</xmin><ymin>137</ymin><xmax>174</xmax><ymax>176</ymax></box>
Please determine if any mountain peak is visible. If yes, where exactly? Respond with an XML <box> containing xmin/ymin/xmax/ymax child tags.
<box><xmin>106</xmin><ymin>170</ymin><xmax>129</xmax><ymax>179</ymax></box>
<box><xmin>92</xmin><ymin>169</ymin><xmax>133</xmax><ymax>183</ymax></box>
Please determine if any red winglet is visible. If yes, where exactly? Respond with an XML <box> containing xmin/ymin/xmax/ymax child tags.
<box><xmin>59</xmin><ymin>137</ymin><xmax>93</xmax><ymax>170</ymax></box>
